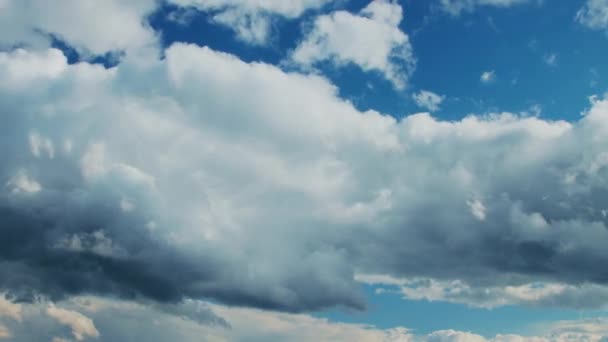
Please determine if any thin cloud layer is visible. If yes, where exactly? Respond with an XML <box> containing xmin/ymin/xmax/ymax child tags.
<box><xmin>438</xmin><ymin>0</ymin><xmax>532</xmax><ymax>16</ymax></box>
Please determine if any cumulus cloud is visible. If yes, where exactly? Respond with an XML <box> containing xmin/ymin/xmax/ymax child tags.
<box><xmin>412</xmin><ymin>90</ymin><xmax>445</xmax><ymax>112</ymax></box>
<box><xmin>4</xmin><ymin>38</ymin><xmax>608</xmax><ymax>316</ymax></box>
<box><xmin>576</xmin><ymin>0</ymin><xmax>608</xmax><ymax>31</ymax></box>
<box><xmin>438</xmin><ymin>0</ymin><xmax>532</xmax><ymax>16</ymax></box>
<box><xmin>292</xmin><ymin>0</ymin><xmax>415</xmax><ymax>89</ymax></box>
<box><xmin>167</xmin><ymin>0</ymin><xmax>332</xmax><ymax>45</ymax></box>
<box><xmin>3</xmin><ymin>0</ymin><xmax>608</xmax><ymax>323</ymax></box>
<box><xmin>0</xmin><ymin>0</ymin><xmax>158</xmax><ymax>56</ymax></box>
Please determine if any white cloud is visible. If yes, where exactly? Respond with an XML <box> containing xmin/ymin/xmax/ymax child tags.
<box><xmin>412</xmin><ymin>90</ymin><xmax>445</xmax><ymax>112</ymax></box>
<box><xmin>481</xmin><ymin>70</ymin><xmax>496</xmax><ymax>83</ymax></box>
<box><xmin>168</xmin><ymin>0</ymin><xmax>332</xmax><ymax>45</ymax></box>
<box><xmin>292</xmin><ymin>0</ymin><xmax>415</xmax><ymax>89</ymax></box>
<box><xmin>439</xmin><ymin>0</ymin><xmax>532</xmax><ymax>16</ymax></box>
<box><xmin>0</xmin><ymin>0</ymin><xmax>158</xmax><ymax>56</ymax></box>
<box><xmin>577</xmin><ymin>0</ymin><xmax>608</xmax><ymax>31</ymax></box>
<box><xmin>46</xmin><ymin>306</ymin><xmax>100</xmax><ymax>341</ymax></box>
<box><xmin>3</xmin><ymin>37</ymin><xmax>608</xmax><ymax>316</ymax></box>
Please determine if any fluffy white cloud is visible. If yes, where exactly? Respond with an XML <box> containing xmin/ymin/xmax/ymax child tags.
<box><xmin>438</xmin><ymin>0</ymin><xmax>532</xmax><ymax>16</ymax></box>
<box><xmin>577</xmin><ymin>0</ymin><xmax>608</xmax><ymax>31</ymax></box>
<box><xmin>0</xmin><ymin>0</ymin><xmax>158</xmax><ymax>56</ymax></box>
<box><xmin>292</xmin><ymin>0</ymin><xmax>415</xmax><ymax>89</ymax></box>
<box><xmin>167</xmin><ymin>0</ymin><xmax>332</xmax><ymax>45</ymax></box>
<box><xmin>412</xmin><ymin>90</ymin><xmax>445</xmax><ymax>112</ymax></box>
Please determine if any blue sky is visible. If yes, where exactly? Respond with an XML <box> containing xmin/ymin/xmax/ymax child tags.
<box><xmin>143</xmin><ymin>0</ymin><xmax>608</xmax><ymax>120</ymax></box>
<box><xmin>2</xmin><ymin>0</ymin><xmax>608</xmax><ymax>341</ymax></box>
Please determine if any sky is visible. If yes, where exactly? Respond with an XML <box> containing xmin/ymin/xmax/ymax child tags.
<box><xmin>2</xmin><ymin>0</ymin><xmax>608</xmax><ymax>341</ymax></box>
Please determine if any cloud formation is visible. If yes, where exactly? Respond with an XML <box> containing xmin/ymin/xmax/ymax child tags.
<box><xmin>167</xmin><ymin>0</ymin><xmax>332</xmax><ymax>45</ymax></box>
<box><xmin>3</xmin><ymin>37</ymin><xmax>608</xmax><ymax>316</ymax></box>
<box><xmin>2</xmin><ymin>296</ymin><xmax>608</xmax><ymax>341</ymax></box>
<box><xmin>292</xmin><ymin>0</ymin><xmax>415</xmax><ymax>89</ymax></box>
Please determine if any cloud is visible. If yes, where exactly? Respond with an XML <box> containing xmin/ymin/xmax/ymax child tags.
<box><xmin>292</xmin><ymin>0</ymin><xmax>415</xmax><ymax>89</ymax></box>
<box><xmin>357</xmin><ymin>274</ymin><xmax>608</xmax><ymax>310</ymax></box>
<box><xmin>0</xmin><ymin>295</ymin><xmax>22</xmax><ymax>321</ymax></box>
<box><xmin>2</xmin><ymin>296</ymin><xmax>608</xmax><ymax>342</ymax></box>
<box><xmin>412</xmin><ymin>90</ymin><xmax>445</xmax><ymax>112</ymax></box>
<box><xmin>167</xmin><ymin>0</ymin><xmax>332</xmax><ymax>45</ymax></box>
<box><xmin>46</xmin><ymin>306</ymin><xmax>100</xmax><ymax>341</ymax></box>
<box><xmin>0</xmin><ymin>0</ymin><xmax>158</xmax><ymax>56</ymax></box>
<box><xmin>0</xmin><ymin>325</ymin><xmax>10</xmax><ymax>340</ymax></box>
<box><xmin>543</xmin><ymin>53</ymin><xmax>558</xmax><ymax>67</ymax></box>
<box><xmin>481</xmin><ymin>70</ymin><xmax>496</xmax><ymax>83</ymax></box>
<box><xmin>479</xmin><ymin>70</ymin><xmax>496</xmax><ymax>83</ymax></box>
<box><xmin>438</xmin><ymin>0</ymin><xmax>533</xmax><ymax>16</ymax></box>
<box><xmin>576</xmin><ymin>0</ymin><xmax>608</xmax><ymax>31</ymax></box>
<box><xmin>3</xmin><ymin>31</ymin><xmax>608</xmax><ymax>316</ymax></box>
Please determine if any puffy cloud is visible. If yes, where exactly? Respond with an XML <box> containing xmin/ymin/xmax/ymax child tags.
<box><xmin>167</xmin><ymin>0</ymin><xmax>332</xmax><ymax>45</ymax></box>
<box><xmin>292</xmin><ymin>0</ymin><xmax>415</xmax><ymax>89</ymax></box>
<box><xmin>576</xmin><ymin>0</ymin><xmax>608</xmax><ymax>31</ymax></box>
<box><xmin>438</xmin><ymin>0</ymin><xmax>532</xmax><ymax>16</ymax></box>
<box><xmin>3</xmin><ymin>36</ymin><xmax>608</xmax><ymax>316</ymax></box>
<box><xmin>0</xmin><ymin>0</ymin><xmax>158</xmax><ymax>57</ymax></box>
<box><xmin>412</xmin><ymin>90</ymin><xmax>445</xmax><ymax>112</ymax></box>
